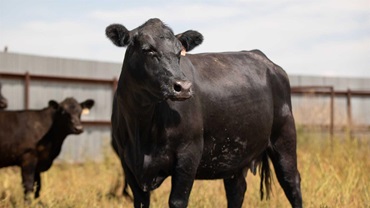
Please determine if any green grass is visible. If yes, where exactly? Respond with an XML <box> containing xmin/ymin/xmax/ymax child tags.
<box><xmin>0</xmin><ymin>132</ymin><xmax>369</xmax><ymax>207</ymax></box>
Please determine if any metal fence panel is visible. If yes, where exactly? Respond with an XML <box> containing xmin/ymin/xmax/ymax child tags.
<box><xmin>1</xmin><ymin>52</ymin><xmax>369</xmax><ymax>162</ymax></box>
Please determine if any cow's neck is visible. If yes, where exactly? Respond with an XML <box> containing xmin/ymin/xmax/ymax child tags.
<box><xmin>39</xmin><ymin>107</ymin><xmax>57</xmax><ymax>130</ymax></box>
<box><xmin>117</xmin><ymin>71</ymin><xmax>166</xmax><ymax>151</ymax></box>
<box><xmin>120</xmin><ymin>90</ymin><xmax>158</xmax><ymax>145</ymax></box>
<box><xmin>118</xmin><ymin>70</ymin><xmax>158</xmax><ymax>123</ymax></box>
<box><xmin>47</xmin><ymin>122</ymin><xmax>68</xmax><ymax>142</ymax></box>
<box><xmin>38</xmin><ymin>118</ymin><xmax>69</xmax><ymax>160</ymax></box>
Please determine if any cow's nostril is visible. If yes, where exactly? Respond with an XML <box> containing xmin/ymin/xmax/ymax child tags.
<box><xmin>174</xmin><ymin>83</ymin><xmax>182</xmax><ymax>92</ymax></box>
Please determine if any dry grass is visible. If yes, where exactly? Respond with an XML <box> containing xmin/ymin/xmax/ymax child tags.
<box><xmin>0</xmin><ymin>132</ymin><xmax>369</xmax><ymax>208</ymax></box>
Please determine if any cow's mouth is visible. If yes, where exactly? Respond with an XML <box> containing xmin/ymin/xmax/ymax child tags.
<box><xmin>169</xmin><ymin>92</ymin><xmax>192</xmax><ymax>101</ymax></box>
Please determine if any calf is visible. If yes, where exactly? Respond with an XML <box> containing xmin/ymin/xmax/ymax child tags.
<box><xmin>0</xmin><ymin>82</ymin><xmax>8</xmax><ymax>109</ymax></box>
<box><xmin>0</xmin><ymin>97</ymin><xmax>94</xmax><ymax>201</ymax></box>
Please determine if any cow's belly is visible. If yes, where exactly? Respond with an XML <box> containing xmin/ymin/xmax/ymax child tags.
<box><xmin>0</xmin><ymin>140</ymin><xmax>38</xmax><ymax>168</ymax></box>
<box><xmin>195</xmin><ymin>95</ymin><xmax>273</xmax><ymax>179</ymax></box>
<box><xmin>196</xmin><ymin>133</ymin><xmax>269</xmax><ymax>179</ymax></box>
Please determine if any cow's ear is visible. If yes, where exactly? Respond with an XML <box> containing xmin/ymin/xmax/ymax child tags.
<box><xmin>48</xmin><ymin>100</ymin><xmax>59</xmax><ymax>109</ymax></box>
<box><xmin>106</xmin><ymin>24</ymin><xmax>131</xmax><ymax>47</ymax></box>
<box><xmin>80</xmin><ymin>99</ymin><xmax>94</xmax><ymax>110</ymax></box>
<box><xmin>175</xmin><ymin>30</ymin><xmax>203</xmax><ymax>52</ymax></box>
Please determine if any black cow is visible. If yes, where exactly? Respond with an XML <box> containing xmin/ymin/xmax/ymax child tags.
<box><xmin>0</xmin><ymin>98</ymin><xmax>94</xmax><ymax>201</ymax></box>
<box><xmin>0</xmin><ymin>82</ymin><xmax>8</xmax><ymax>109</ymax></box>
<box><xmin>106</xmin><ymin>18</ymin><xmax>302</xmax><ymax>208</ymax></box>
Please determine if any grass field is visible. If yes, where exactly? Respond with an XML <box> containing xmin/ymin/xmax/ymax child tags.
<box><xmin>0</xmin><ymin>131</ymin><xmax>369</xmax><ymax>208</ymax></box>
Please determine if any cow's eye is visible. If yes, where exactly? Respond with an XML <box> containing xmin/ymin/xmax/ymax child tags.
<box><xmin>142</xmin><ymin>47</ymin><xmax>157</xmax><ymax>56</ymax></box>
<box><xmin>144</xmin><ymin>49</ymin><xmax>156</xmax><ymax>56</ymax></box>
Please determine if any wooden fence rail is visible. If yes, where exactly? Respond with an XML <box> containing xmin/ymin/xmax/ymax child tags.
<box><xmin>0</xmin><ymin>71</ymin><xmax>117</xmax><ymax>126</ymax></box>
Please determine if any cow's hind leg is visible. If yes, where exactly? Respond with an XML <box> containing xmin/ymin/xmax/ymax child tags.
<box><xmin>269</xmin><ymin>115</ymin><xmax>302</xmax><ymax>208</ymax></box>
<box><xmin>34</xmin><ymin>172</ymin><xmax>41</xmax><ymax>198</ymax></box>
<box><xmin>223</xmin><ymin>170</ymin><xmax>247</xmax><ymax>208</ymax></box>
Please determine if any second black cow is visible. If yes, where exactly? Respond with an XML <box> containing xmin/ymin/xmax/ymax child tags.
<box><xmin>0</xmin><ymin>97</ymin><xmax>94</xmax><ymax>201</ymax></box>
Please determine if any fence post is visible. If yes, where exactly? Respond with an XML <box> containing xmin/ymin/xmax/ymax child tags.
<box><xmin>330</xmin><ymin>87</ymin><xmax>334</xmax><ymax>141</ymax></box>
<box><xmin>346</xmin><ymin>89</ymin><xmax>353</xmax><ymax>139</ymax></box>
<box><xmin>24</xmin><ymin>72</ymin><xmax>30</xmax><ymax>110</ymax></box>
<box><xmin>112</xmin><ymin>77</ymin><xmax>118</xmax><ymax>91</ymax></box>
<box><xmin>112</xmin><ymin>77</ymin><xmax>118</xmax><ymax>99</ymax></box>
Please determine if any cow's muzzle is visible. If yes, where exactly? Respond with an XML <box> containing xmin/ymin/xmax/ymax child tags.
<box><xmin>73</xmin><ymin>125</ymin><xmax>84</xmax><ymax>134</ymax></box>
<box><xmin>0</xmin><ymin>98</ymin><xmax>7</xmax><ymax>109</ymax></box>
<box><xmin>170</xmin><ymin>80</ymin><xmax>193</xmax><ymax>101</ymax></box>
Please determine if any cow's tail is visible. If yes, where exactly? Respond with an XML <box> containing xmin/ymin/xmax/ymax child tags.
<box><xmin>259</xmin><ymin>151</ymin><xmax>272</xmax><ymax>200</ymax></box>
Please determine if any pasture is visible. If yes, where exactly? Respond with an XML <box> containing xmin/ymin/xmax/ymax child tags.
<box><xmin>0</xmin><ymin>131</ymin><xmax>369</xmax><ymax>208</ymax></box>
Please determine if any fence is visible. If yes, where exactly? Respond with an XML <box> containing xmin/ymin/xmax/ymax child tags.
<box><xmin>1</xmin><ymin>71</ymin><xmax>369</xmax><ymax>162</ymax></box>
<box><xmin>2</xmin><ymin>71</ymin><xmax>369</xmax><ymax>133</ymax></box>
<box><xmin>291</xmin><ymin>86</ymin><xmax>370</xmax><ymax>138</ymax></box>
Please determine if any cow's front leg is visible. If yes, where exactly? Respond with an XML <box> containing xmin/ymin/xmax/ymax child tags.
<box><xmin>122</xmin><ymin>160</ymin><xmax>150</xmax><ymax>208</ymax></box>
<box><xmin>169</xmin><ymin>149</ymin><xmax>202</xmax><ymax>208</ymax></box>
<box><xmin>20</xmin><ymin>152</ymin><xmax>37</xmax><ymax>203</ymax></box>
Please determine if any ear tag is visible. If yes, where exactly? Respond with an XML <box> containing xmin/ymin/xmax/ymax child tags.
<box><xmin>181</xmin><ymin>49</ymin><xmax>187</xmax><ymax>56</ymax></box>
<box><xmin>82</xmin><ymin>108</ymin><xmax>90</xmax><ymax>115</ymax></box>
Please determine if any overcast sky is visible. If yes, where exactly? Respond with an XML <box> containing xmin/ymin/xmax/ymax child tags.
<box><xmin>1</xmin><ymin>0</ymin><xmax>369</xmax><ymax>77</ymax></box>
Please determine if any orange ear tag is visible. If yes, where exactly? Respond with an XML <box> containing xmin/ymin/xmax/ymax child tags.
<box><xmin>181</xmin><ymin>49</ymin><xmax>187</xmax><ymax>56</ymax></box>
<box><xmin>82</xmin><ymin>108</ymin><xmax>90</xmax><ymax>115</ymax></box>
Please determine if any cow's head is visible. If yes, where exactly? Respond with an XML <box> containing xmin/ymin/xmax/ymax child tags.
<box><xmin>0</xmin><ymin>83</ymin><xmax>8</xmax><ymax>109</ymax></box>
<box><xmin>48</xmin><ymin>98</ymin><xmax>95</xmax><ymax>134</ymax></box>
<box><xmin>106</xmin><ymin>18</ymin><xmax>203</xmax><ymax>101</ymax></box>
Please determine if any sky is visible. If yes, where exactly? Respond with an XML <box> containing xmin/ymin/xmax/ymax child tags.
<box><xmin>0</xmin><ymin>0</ymin><xmax>369</xmax><ymax>77</ymax></box>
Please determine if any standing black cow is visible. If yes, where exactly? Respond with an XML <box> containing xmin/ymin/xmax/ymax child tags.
<box><xmin>0</xmin><ymin>98</ymin><xmax>94</xmax><ymax>201</ymax></box>
<box><xmin>107</xmin><ymin>18</ymin><xmax>302</xmax><ymax>208</ymax></box>
<box><xmin>0</xmin><ymin>82</ymin><xmax>8</xmax><ymax>109</ymax></box>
